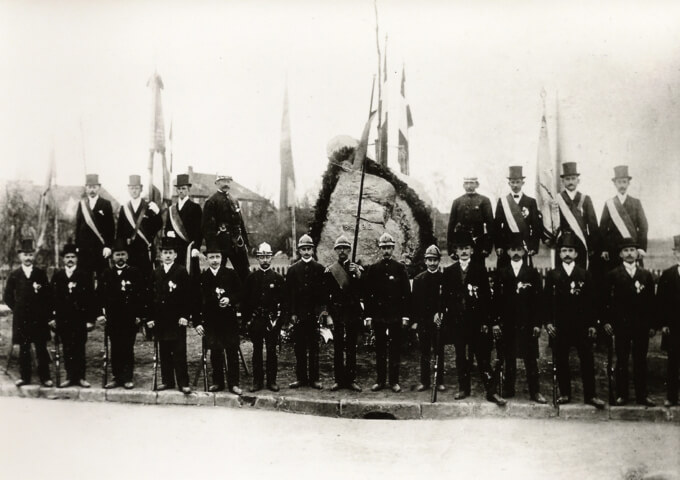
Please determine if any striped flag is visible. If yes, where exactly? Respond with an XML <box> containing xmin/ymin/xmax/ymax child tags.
<box><xmin>397</xmin><ymin>65</ymin><xmax>414</xmax><ymax>175</ymax></box>
<box><xmin>535</xmin><ymin>107</ymin><xmax>560</xmax><ymax>244</ymax></box>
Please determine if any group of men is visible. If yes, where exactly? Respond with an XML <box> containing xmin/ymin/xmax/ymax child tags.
<box><xmin>3</xmin><ymin>163</ymin><xmax>679</xmax><ymax>408</ymax></box>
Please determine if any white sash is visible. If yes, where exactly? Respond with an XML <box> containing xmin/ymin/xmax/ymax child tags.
<box><xmin>557</xmin><ymin>194</ymin><xmax>587</xmax><ymax>250</ymax></box>
<box><xmin>605</xmin><ymin>198</ymin><xmax>633</xmax><ymax>239</ymax></box>
<box><xmin>79</xmin><ymin>199</ymin><xmax>106</xmax><ymax>245</ymax></box>
<box><xmin>123</xmin><ymin>202</ymin><xmax>150</xmax><ymax>247</ymax></box>
<box><xmin>500</xmin><ymin>195</ymin><xmax>520</xmax><ymax>233</ymax></box>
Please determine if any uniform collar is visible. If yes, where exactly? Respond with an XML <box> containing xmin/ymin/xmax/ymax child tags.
<box><xmin>301</xmin><ymin>257</ymin><xmax>313</xmax><ymax>263</ymax></box>
<box><xmin>115</xmin><ymin>264</ymin><xmax>128</xmax><ymax>274</ymax></box>
<box><xmin>259</xmin><ymin>266</ymin><xmax>271</xmax><ymax>272</ymax></box>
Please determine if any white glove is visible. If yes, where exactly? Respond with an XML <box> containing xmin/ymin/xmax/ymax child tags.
<box><xmin>148</xmin><ymin>202</ymin><xmax>160</xmax><ymax>214</ymax></box>
<box><xmin>191</xmin><ymin>248</ymin><xmax>200</xmax><ymax>258</ymax></box>
<box><xmin>102</xmin><ymin>247</ymin><xmax>112</xmax><ymax>258</ymax></box>
<box><xmin>637</xmin><ymin>248</ymin><xmax>646</xmax><ymax>257</ymax></box>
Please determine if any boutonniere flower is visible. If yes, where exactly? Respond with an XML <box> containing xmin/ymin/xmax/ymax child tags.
<box><xmin>388</xmin><ymin>275</ymin><xmax>395</xmax><ymax>280</ymax></box>
<box><xmin>167</xmin><ymin>231</ymin><xmax>176</xmax><ymax>238</ymax></box>
<box><xmin>168</xmin><ymin>280</ymin><xmax>177</xmax><ymax>292</ymax></box>
<box><xmin>67</xmin><ymin>281</ymin><xmax>77</xmax><ymax>293</ymax></box>
<box><xmin>269</xmin><ymin>283</ymin><xmax>275</xmax><ymax>288</ymax></box>
<box><xmin>467</xmin><ymin>283</ymin><xmax>479</xmax><ymax>298</ymax></box>
<box><xmin>120</xmin><ymin>279</ymin><xmax>131</xmax><ymax>291</ymax></box>
<box><xmin>570</xmin><ymin>281</ymin><xmax>584</xmax><ymax>295</ymax></box>
<box><xmin>98</xmin><ymin>209</ymin><xmax>104</xmax><ymax>215</ymax></box>
<box><xmin>521</xmin><ymin>207</ymin><xmax>529</xmax><ymax>218</ymax></box>
<box><xmin>215</xmin><ymin>287</ymin><xmax>225</xmax><ymax>299</ymax></box>
<box><xmin>32</xmin><ymin>282</ymin><xmax>42</xmax><ymax>293</ymax></box>
<box><xmin>634</xmin><ymin>280</ymin><xmax>644</xmax><ymax>294</ymax></box>
<box><xmin>516</xmin><ymin>281</ymin><xmax>532</xmax><ymax>293</ymax></box>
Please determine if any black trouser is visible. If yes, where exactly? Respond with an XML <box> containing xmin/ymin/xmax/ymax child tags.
<box><xmin>374</xmin><ymin>320</ymin><xmax>403</xmax><ymax>385</ymax></box>
<box><xmin>668</xmin><ymin>333</ymin><xmax>679</xmax><ymax>403</ymax></box>
<box><xmin>250</xmin><ymin>319</ymin><xmax>279</xmax><ymax>386</ymax></box>
<box><xmin>502</xmin><ymin>333</ymin><xmax>540</xmax><ymax>397</ymax></box>
<box><xmin>293</xmin><ymin>313</ymin><xmax>320</xmax><ymax>383</ymax></box>
<box><xmin>18</xmin><ymin>341</ymin><xmax>51</xmax><ymax>383</ymax></box>
<box><xmin>418</xmin><ymin>322</ymin><xmax>445</xmax><ymax>386</ymax></box>
<box><xmin>614</xmin><ymin>326</ymin><xmax>649</xmax><ymax>401</ymax></box>
<box><xmin>210</xmin><ymin>339</ymin><xmax>240</xmax><ymax>388</ymax></box>
<box><xmin>330</xmin><ymin>311</ymin><xmax>359</xmax><ymax>385</ymax></box>
<box><xmin>109</xmin><ymin>329</ymin><xmax>136</xmax><ymax>383</ymax></box>
<box><xmin>159</xmin><ymin>331</ymin><xmax>189</xmax><ymax>388</ymax></box>
<box><xmin>555</xmin><ymin>335</ymin><xmax>596</xmax><ymax>399</ymax></box>
<box><xmin>217</xmin><ymin>236</ymin><xmax>251</xmax><ymax>283</ymax></box>
<box><xmin>454</xmin><ymin>328</ymin><xmax>495</xmax><ymax>396</ymax></box>
<box><xmin>60</xmin><ymin>329</ymin><xmax>87</xmax><ymax>382</ymax></box>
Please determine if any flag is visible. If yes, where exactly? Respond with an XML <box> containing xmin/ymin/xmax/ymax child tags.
<box><xmin>378</xmin><ymin>39</ymin><xmax>388</xmax><ymax>167</ymax></box>
<box><xmin>147</xmin><ymin>71</ymin><xmax>170</xmax><ymax>203</ymax></box>
<box><xmin>535</xmin><ymin>110</ymin><xmax>560</xmax><ymax>243</ymax></box>
<box><xmin>398</xmin><ymin>65</ymin><xmax>414</xmax><ymax>175</ymax></box>
<box><xmin>355</xmin><ymin>110</ymin><xmax>378</xmax><ymax>168</ymax></box>
<box><xmin>36</xmin><ymin>147</ymin><xmax>56</xmax><ymax>249</ymax></box>
<box><xmin>279</xmin><ymin>85</ymin><xmax>296</xmax><ymax>213</ymax></box>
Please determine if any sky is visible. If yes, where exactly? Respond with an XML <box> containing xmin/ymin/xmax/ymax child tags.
<box><xmin>1</xmin><ymin>0</ymin><xmax>679</xmax><ymax>237</ymax></box>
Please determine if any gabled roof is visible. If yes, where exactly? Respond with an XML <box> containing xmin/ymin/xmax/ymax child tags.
<box><xmin>184</xmin><ymin>166</ymin><xmax>267</xmax><ymax>203</ymax></box>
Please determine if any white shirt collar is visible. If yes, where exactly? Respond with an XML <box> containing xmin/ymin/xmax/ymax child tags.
<box><xmin>562</xmin><ymin>262</ymin><xmax>575</xmax><ymax>276</ymax></box>
<box><xmin>88</xmin><ymin>195</ymin><xmax>99</xmax><ymax>208</ymax></box>
<box><xmin>65</xmin><ymin>266</ymin><xmax>76</xmax><ymax>277</ymax></box>
<box><xmin>163</xmin><ymin>263</ymin><xmax>173</xmax><ymax>273</ymax></box>
<box><xmin>459</xmin><ymin>259</ymin><xmax>470</xmax><ymax>271</ymax></box>
<box><xmin>566</xmin><ymin>189</ymin><xmax>578</xmax><ymax>201</ymax></box>
<box><xmin>301</xmin><ymin>257</ymin><xmax>313</xmax><ymax>263</ymax></box>
<box><xmin>511</xmin><ymin>192</ymin><xmax>523</xmax><ymax>203</ymax></box>
<box><xmin>624</xmin><ymin>262</ymin><xmax>636</xmax><ymax>277</ymax></box>
<box><xmin>21</xmin><ymin>265</ymin><xmax>33</xmax><ymax>278</ymax></box>
<box><xmin>617</xmin><ymin>193</ymin><xmax>628</xmax><ymax>204</ymax></box>
<box><xmin>130</xmin><ymin>197</ymin><xmax>142</xmax><ymax>211</ymax></box>
<box><xmin>209</xmin><ymin>266</ymin><xmax>220</xmax><ymax>276</ymax></box>
<box><xmin>511</xmin><ymin>259</ymin><xmax>523</xmax><ymax>276</ymax></box>
<box><xmin>259</xmin><ymin>266</ymin><xmax>271</xmax><ymax>272</ymax></box>
<box><xmin>178</xmin><ymin>196</ymin><xmax>189</xmax><ymax>210</ymax></box>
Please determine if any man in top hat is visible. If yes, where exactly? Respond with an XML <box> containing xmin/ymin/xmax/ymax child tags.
<box><xmin>657</xmin><ymin>235</ymin><xmax>680</xmax><ymax>406</ymax></box>
<box><xmin>146</xmin><ymin>236</ymin><xmax>192</xmax><ymax>394</ymax></box>
<box><xmin>602</xmin><ymin>238</ymin><xmax>656</xmax><ymax>406</ymax></box>
<box><xmin>544</xmin><ymin>232</ymin><xmax>605</xmax><ymax>408</ymax></box>
<box><xmin>321</xmin><ymin>235</ymin><xmax>364</xmax><ymax>392</ymax></box>
<box><xmin>442</xmin><ymin>231</ymin><xmax>505</xmax><ymax>405</ymax></box>
<box><xmin>363</xmin><ymin>232</ymin><xmax>412</xmax><ymax>393</ymax></box>
<box><xmin>202</xmin><ymin>174</ymin><xmax>250</xmax><ymax>282</ymax></box>
<box><xmin>49</xmin><ymin>243</ymin><xmax>96</xmax><ymax>388</ymax></box>
<box><xmin>447</xmin><ymin>175</ymin><xmax>495</xmax><ymax>267</ymax></box>
<box><xmin>3</xmin><ymin>239</ymin><xmax>53</xmax><ymax>387</ymax></box>
<box><xmin>599</xmin><ymin>165</ymin><xmax>648</xmax><ymax>270</ymax></box>
<box><xmin>494</xmin><ymin>166</ymin><xmax>542</xmax><ymax>269</ymax></box>
<box><xmin>411</xmin><ymin>244</ymin><xmax>446</xmax><ymax>392</ymax></box>
<box><xmin>115</xmin><ymin>175</ymin><xmax>163</xmax><ymax>279</ymax></box>
<box><xmin>285</xmin><ymin>234</ymin><xmax>326</xmax><ymax>389</ymax></box>
<box><xmin>492</xmin><ymin>233</ymin><xmax>546</xmax><ymax>403</ymax></box>
<box><xmin>555</xmin><ymin>162</ymin><xmax>600</xmax><ymax>269</ymax></box>
<box><xmin>195</xmin><ymin>240</ymin><xmax>244</xmax><ymax>394</ymax></box>
<box><xmin>75</xmin><ymin>174</ymin><xmax>115</xmax><ymax>279</ymax></box>
<box><xmin>242</xmin><ymin>242</ymin><xmax>286</xmax><ymax>392</ymax></box>
<box><xmin>97</xmin><ymin>238</ymin><xmax>147</xmax><ymax>389</ymax></box>
<box><xmin>165</xmin><ymin>173</ymin><xmax>203</xmax><ymax>274</ymax></box>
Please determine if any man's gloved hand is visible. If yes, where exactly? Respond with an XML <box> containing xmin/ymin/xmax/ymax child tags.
<box><xmin>364</xmin><ymin>317</ymin><xmax>372</xmax><ymax>329</ymax></box>
<box><xmin>146</xmin><ymin>320</ymin><xmax>155</xmax><ymax>329</ymax></box>
<box><xmin>195</xmin><ymin>325</ymin><xmax>205</xmax><ymax>336</ymax></box>
<box><xmin>48</xmin><ymin>320</ymin><xmax>57</xmax><ymax>330</ymax></box>
<box><xmin>546</xmin><ymin>323</ymin><xmax>556</xmax><ymax>338</ymax></box>
<box><xmin>148</xmin><ymin>202</ymin><xmax>160</xmax><ymax>214</ymax></box>
<box><xmin>492</xmin><ymin>324</ymin><xmax>502</xmax><ymax>340</ymax></box>
<box><xmin>603</xmin><ymin>323</ymin><xmax>614</xmax><ymax>336</ymax></box>
<box><xmin>178</xmin><ymin>317</ymin><xmax>188</xmax><ymax>327</ymax></box>
<box><xmin>401</xmin><ymin>317</ymin><xmax>409</xmax><ymax>328</ymax></box>
<box><xmin>102</xmin><ymin>247</ymin><xmax>112</xmax><ymax>258</ymax></box>
<box><xmin>532</xmin><ymin>326</ymin><xmax>541</xmax><ymax>338</ymax></box>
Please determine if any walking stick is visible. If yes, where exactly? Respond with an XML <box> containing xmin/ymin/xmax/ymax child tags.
<box><xmin>152</xmin><ymin>334</ymin><xmax>159</xmax><ymax>391</ymax></box>
<box><xmin>495</xmin><ymin>335</ymin><xmax>504</xmax><ymax>398</ymax></box>
<box><xmin>102</xmin><ymin>329</ymin><xmax>109</xmax><ymax>388</ymax></box>
<box><xmin>551</xmin><ymin>344</ymin><xmax>558</xmax><ymax>407</ymax></box>
<box><xmin>53</xmin><ymin>332</ymin><xmax>61</xmax><ymax>387</ymax></box>
<box><xmin>431</xmin><ymin>323</ymin><xmax>441</xmax><ymax>403</ymax></box>
<box><xmin>606</xmin><ymin>334</ymin><xmax>615</xmax><ymax>405</ymax></box>
<box><xmin>238</xmin><ymin>344</ymin><xmax>249</xmax><ymax>376</ymax></box>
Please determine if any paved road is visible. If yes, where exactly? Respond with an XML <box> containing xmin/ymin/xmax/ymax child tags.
<box><xmin>1</xmin><ymin>397</ymin><xmax>678</xmax><ymax>480</ymax></box>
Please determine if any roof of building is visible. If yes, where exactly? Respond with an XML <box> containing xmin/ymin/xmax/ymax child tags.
<box><xmin>184</xmin><ymin>166</ymin><xmax>268</xmax><ymax>203</ymax></box>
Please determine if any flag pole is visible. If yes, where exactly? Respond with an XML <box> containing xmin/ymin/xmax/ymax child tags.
<box><xmin>374</xmin><ymin>0</ymin><xmax>383</xmax><ymax>165</ymax></box>
<box><xmin>291</xmin><ymin>205</ymin><xmax>297</xmax><ymax>258</ymax></box>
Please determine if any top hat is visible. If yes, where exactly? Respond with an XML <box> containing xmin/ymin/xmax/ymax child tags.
<box><xmin>618</xmin><ymin>237</ymin><xmax>638</xmax><ymax>251</ymax></box>
<box><xmin>378</xmin><ymin>232</ymin><xmax>396</xmax><ymax>247</ymax></box>
<box><xmin>159</xmin><ymin>236</ymin><xmax>177</xmax><ymax>252</ymax></box>
<box><xmin>17</xmin><ymin>238</ymin><xmax>35</xmax><ymax>253</ymax></box>
<box><xmin>61</xmin><ymin>243</ymin><xmax>79</xmax><ymax>256</ymax></box>
<box><xmin>333</xmin><ymin>235</ymin><xmax>351</xmax><ymax>250</ymax></box>
<box><xmin>128</xmin><ymin>175</ymin><xmax>142</xmax><ymax>186</ymax></box>
<box><xmin>85</xmin><ymin>174</ymin><xmax>100</xmax><ymax>186</ymax></box>
<box><xmin>205</xmin><ymin>240</ymin><xmax>222</xmax><ymax>255</ymax></box>
<box><xmin>560</xmin><ymin>162</ymin><xmax>580</xmax><ymax>178</ymax></box>
<box><xmin>174</xmin><ymin>174</ymin><xmax>192</xmax><ymax>187</ymax></box>
<box><xmin>215</xmin><ymin>173</ymin><xmax>233</xmax><ymax>183</ymax></box>
<box><xmin>507</xmin><ymin>233</ymin><xmax>526</xmax><ymax>250</ymax></box>
<box><xmin>612</xmin><ymin>165</ymin><xmax>632</xmax><ymax>180</ymax></box>
<box><xmin>297</xmin><ymin>234</ymin><xmax>314</xmax><ymax>249</ymax></box>
<box><xmin>451</xmin><ymin>231</ymin><xmax>474</xmax><ymax>248</ymax></box>
<box><xmin>673</xmin><ymin>235</ymin><xmax>680</xmax><ymax>251</ymax></box>
<box><xmin>558</xmin><ymin>232</ymin><xmax>578</xmax><ymax>249</ymax></box>
<box><xmin>507</xmin><ymin>166</ymin><xmax>525</xmax><ymax>180</ymax></box>
<box><xmin>111</xmin><ymin>238</ymin><xmax>128</xmax><ymax>253</ymax></box>
<box><xmin>424</xmin><ymin>244</ymin><xmax>441</xmax><ymax>259</ymax></box>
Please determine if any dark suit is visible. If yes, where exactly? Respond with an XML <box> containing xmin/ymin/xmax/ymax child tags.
<box><xmin>544</xmin><ymin>264</ymin><xmax>597</xmax><ymax>399</ymax></box>
<box><xmin>97</xmin><ymin>265</ymin><xmax>147</xmax><ymax>383</ymax></box>
<box><xmin>363</xmin><ymin>258</ymin><xmax>411</xmax><ymax>385</ymax></box>
<box><xmin>322</xmin><ymin>260</ymin><xmax>363</xmax><ymax>385</ymax></box>
<box><xmin>197</xmin><ymin>267</ymin><xmax>243</xmax><ymax>388</ymax></box>
<box><xmin>604</xmin><ymin>264</ymin><xmax>655</xmax><ymax>401</ymax></box>
<box><xmin>556</xmin><ymin>191</ymin><xmax>600</xmax><ymax>269</ymax></box>
<box><xmin>412</xmin><ymin>269</ymin><xmax>444</xmax><ymax>387</ymax></box>
<box><xmin>51</xmin><ymin>268</ymin><xmax>96</xmax><ymax>382</ymax></box>
<box><xmin>3</xmin><ymin>267</ymin><xmax>52</xmax><ymax>383</ymax></box>
<box><xmin>447</xmin><ymin>193</ymin><xmax>494</xmax><ymax>266</ymax></box>
<box><xmin>657</xmin><ymin>265</ymin><xmax>680</xmax><ymax>403</ymax></box>
<box><xmin>115</xmin><ymin>199</ymin><xmax>163</xmax><ymax>278</ymax></box>
<box><xmin>442</xmin><ymin>261</ymin><xmax>495</xmax><ymax>396</ymax></box>
<box><xmin>151</xmin><ymin>263</ymin><xmax>192</xmax><ymax>388</ymax></box>
<box><xmin>165</xmin><ymin>198</ymin><xmax>202</xmax><ymax>271</ymax></box>
<box><xmin>242</xmin><ymin>268</ymin><xmax>286</xmax><ymax>386</ymax></box>
<box><xmin>286</xmin><ymin>259</ymin><xmax>326</xmax><ymax>384</ymax></box>
<box><xmin>599</xmin><ymin>195</ymin><xmax>648</xmax><ymax>269</ymax></box>
<box><xmin>495</xmin><ymin>262</ymin><xmax>542</xmax><ymax>396</ymax></box>
<box><xmin>493</xmin><ymin>193</ymin><xmax>542</xmax><ymax>268</ymax></box>
<box><xmin>75</xmin><ymin>196</ymin><xmax>115</xmax><ymax>277</ymax></box>
<box><xmin>202</xmin><ymin>190</ymin><xmax>250</xmax><ymax>281</ymax></box>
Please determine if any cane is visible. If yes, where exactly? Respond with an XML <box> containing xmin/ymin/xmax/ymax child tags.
<box><xmin>53</xmin><ymin>333</ymin><xmax>61</xmax><ymax>387</ymax></box>
<box><xmin>102</xmin><ymin>329</ymin><xmax>109</xmax><ymax>388</ymax></box>
<box><xmin>151</xmin><ymin>334</ymin><xmax>159</xmax><ymax>391</ymax></box>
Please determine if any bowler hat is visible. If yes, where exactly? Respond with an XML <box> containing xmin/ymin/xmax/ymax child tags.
<box><xmin>85</xmin><ymin>174</ymin><xmax>100</xmax><ymax>186</ymax></box>
<box><xmin>560</xmin><ymin>162</ymin><xmax>580</xmax><ymax>178</ymax></box>
<box><xmin>507</xmin><ymin>166</ymin><xmax>525</xmax><ymax>180</ymax></box>
<box><xmin>128</xmin><ymin>175</ymin><xmax>142</xmax><ymax>186</ymax></box>
<box><xmin>333</xmin><ymin>235</ymin><xmax>351</xmax><ymax>250</ymax></box>
<box><xmin>111</xmin><ymin>238</ymin><xmax>128</xmax><ymax>253</ymax></box>
<box><xmin>557</xmin><ymin>232</ymin><xmax>578</xmax><ymax>249</ymax></box>
<box><xmin>612</xmin><ymin>165</ymin><xmax>632</xmax><ymax>180</ymax></box>
<box><xmin>159</xmin><ymin>236</ymin><xmax>177</xmax><ymax>252</ymax></box>
<box><xmin>507</xmin><ymin>233</ymin><xmax>526</xmax><ymax>250</ymax></box>
<box><xmin>174</xmin><ymin>174</ymin><xmax>192</xmax><ymax>187</ymax></box>
<box><xmin>618</xmin><ymin>237</ymin><xmax>638</xmax><ymax>251</ymax></box>
<box><xmin>451</xmin><ymin>231</ymin><xmax>474</xmax><ymax>248</ymax></box>
<box><xmin>61</xmin><ymin>243</ymin><xmax>79</xmax><ymax>256</ymax></box>
<box><xmin>17</xmin><ymin>238</ymin><xmax>35</xmax><ymax>253</ymax></box>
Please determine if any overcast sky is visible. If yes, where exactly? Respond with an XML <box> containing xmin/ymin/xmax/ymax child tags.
<box><xmin>2</xmin><ymin>0</ymin><xmax>679</xmax><ymax>237</ymax></box>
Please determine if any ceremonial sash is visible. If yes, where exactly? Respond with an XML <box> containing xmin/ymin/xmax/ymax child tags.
<box><xmin>606</xmin><ymin>197</ymin><xmax>635</xmax><ymax>240</ymax></box>
<box><xmin>328</xmin><ymin>262</ymin><xmax>350</xmax><ymax>290</ymax></box>
<box><xmin>123</xmin><ymin>202</ymin><xmax>151</xmax><ymax>247</ymax></box>
<box><xmin>557</xmin><ymin>193</ymin><xmax>588</xmax><ymax>250</ymax></box>
<box><xmin>79</xmin><ymin>199</ymin><xmax>106</xmax><ymax>246</ymax></box>
<box><xmin>500</xmin><ymin>194</ymin><xmax>528</xmax><ymax>234</ymax></box>
<box><xmin>169</xmin><ymin>204</ymin><xmax>190</xmax><ymax>243</ymax></box>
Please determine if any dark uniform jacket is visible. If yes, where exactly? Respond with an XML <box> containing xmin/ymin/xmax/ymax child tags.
<box><xmin>151</xmin><ymin>263</ymin><xmax>192</xmax><ymax>341</ymax></box>
<box><xmin>196</xmin><ymin>267</ymin><xmax>243</xmax><ymax>346</ymax></box>
<box><xmin>322</xmin><ymin>260</ymin><xmax>363</xmax><ymax>319</ymax></box>
<box><xmin>495</xmin><ymin>262</ymin><xmax>542</xmax><ymax>357</ymax></box>
<box><xmin>657</xmin><ymin>265</ymin><xmax>680</xmax><ymax>350</ymax></box>
<box><xmin>543</xmin><ymin>264</ymin><xmax>595</xmax><ymax>340</ymax></box>
<box><xmin>411</xmin><ymin>269</ymin><xmax>443</xmax><ymax>330</ymax></box>
<box><xmin>4</xmin><ymin>267</ymin><xmax>51</xmax><ymax>344</ymax></box>
<box><xmin>447</xmin><ymin>192</ymin><xmax>494</xmax><ymax>255</ymax></box>
<box><xmin>202</xmin><ymin>190</ymin><xmax>250</xmax><ymax>251</ymax></box>
<box><xmin>363</xmin><ymin>258</ymin><xmax>411</xmax><ymax>323</ymax></box>
<box><xmin>493</xmin><ymin>194</ymin><xmax>542</xmax><ymax>254</ymax></box>
<box><xmin>286</xmin><ymin>259</ymin><xmax>326</xmax><ymax>319</ymax></box>
<box><xmin>557</xmin><ymin>191</ymin><xmax>600</xmax><ymax>257</ymax></box>
<box><xmin>97</xmin><ymin>265</ymin><xmax>147</xmax><ymax>334</ymax></box>
<box><xmin>75</xmin><ymin>196</ymin><xmax>115</xmax><ymax>264</ymax></box>
<box><xmin>603</xmin><ymin>264</ymin><xmax>655</xmax><ymax>333</ymax></box>
<box><xmin>165</xmin><ymin>198</ymin><xmax>203</xmax><ymax>266</ymax></box>
<box><xmin>51</xmin><ymin>268</ymin><xmax>96</xmax><ymax>337</ymax></box>
<box><xmin>441</xmin><ymin>262</ymin><xmax>490</xmax><ymax>341</ymax></box>
<box><xmin>599</xmin><ymin>195</ymin><xmax>648</xmax><ymax>257</ymax></box>
<box><xmin>242</xmin><ymin>268</ymin><xmax>286</xmax><ymax>323</ymax></box>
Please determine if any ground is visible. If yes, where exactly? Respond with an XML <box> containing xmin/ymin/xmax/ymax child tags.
<box><xmin>1</xmin><ymin>397</ymin><xmax>678</xmax><ymax>480</ymax></box>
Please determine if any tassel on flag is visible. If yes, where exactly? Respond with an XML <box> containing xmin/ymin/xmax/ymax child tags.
<box><xmin>398</xmin><ymin>65</ymin><xmax>414</xmax><ymax>175</ymax></box>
